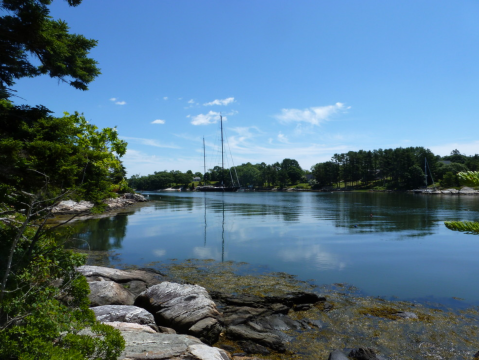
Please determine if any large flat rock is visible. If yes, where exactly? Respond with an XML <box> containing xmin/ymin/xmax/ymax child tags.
<box><xmin>119</xmin><ymin>332</ymin><xmax>230</xmax><ymax>360</ymax></box>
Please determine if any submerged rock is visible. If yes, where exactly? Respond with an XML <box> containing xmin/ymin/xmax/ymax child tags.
<box><xmin>328</xmin><ymin>349</ymin><xmax>349</xmax><ymax>360</ymax></box>
<box><xmin>394</xmin><ymin>311</ymin><xmax>418</xmax><ymax>319</ymax></box>
<box><xmin>349</xmin><ymin>347</ymin><xmax>383</xmax><ymax>360</ymax></box>
<box><xmin>134</xmin><ymin>282</ymin><xmax>222</xmax><ymax>345</ymax></box>
<box><xmin>226</xmin><ymin>324</ymin><xmax>286</xmax><ymax>352</ymax></box>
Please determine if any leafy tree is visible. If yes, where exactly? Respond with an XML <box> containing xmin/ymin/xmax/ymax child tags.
<box><xmin>0</xmin><ymin>0</ymin><xmax>100</xmax><ymax>99</ymax></box>
<box><xmin>445</xmin><ymin>171</ymin><xmax>479</xmax><ymax>233</ymax></box>
<box><xmin>0</xmin><ymin>0</ymin><xmax>125</xmax><ymax>357</ymax></box>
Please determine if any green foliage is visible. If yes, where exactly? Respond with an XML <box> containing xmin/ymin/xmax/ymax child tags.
<box><xmin>0</xmin><ymin>100</ymin><xmax>128</xmax><ymax>209</ymax></box>
<box><xmin>441</xmin><ymin>172</ymin><xmax>459</xmax><ymax>188</ymax></box>
<box><xmin>128</xmin><ymin>170</ymin><xmax>189</xmax><ymax>190</ymax></box>
<box><xmin>444</xmin><ymin>221</ymin><xmax>479</xmax><ymax>234</ymax></box>
<box><xmin>0</xmin><ymin>0</ymin><xmax>100</xmax><ymax>99</ymax></box>
<box><xmin>457</xmin><ymin>171</ymin><xmax>479</xmax><ymax>187</ymax></box>
<box><xmin>444</xmin><ymin>171</ymin><xmax>479</xmax><ymax>234</ymax></box>
<box><xmin>0</xmin><ymin>220</ymin><xmax>125</xmax><ymax>359</ymax></box>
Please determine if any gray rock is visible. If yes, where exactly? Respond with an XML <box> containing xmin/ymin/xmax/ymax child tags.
<box><xmin>118</xmin><ymin>331</ymin><xmax>230</xmax><ymax>360</ymax></box>
<box><xmin>226</xmin><ymin>324</ymin><xmax>285</xmax><ymax>352</ymax></box>
<box><xmin>328</xmin><ymin>349</ymin><xmax>349</xmax><ymax>360</ymax></box>
<box><xmin>102</xmin><ymin>321</ymin><xmax>157</xmax><ymax>334</ymax></box>
<box><xmin>88</xmin><ymin>281</ymin><xmax>135</xmax><ymax>307</ymax></box>
<box><xmin>460</xmin><ymin>187</ymin><xmax>476</xmax><ymax>194</ymax></box>
<box><xmin>134</xmin><ymin>282</ymin><xmax>222</xmax><ymax>345</ymax></box>
<box><xmin>91</xmin><ymin>305</ymin><xmax>155</xmax><ymax>328</ymax></box>
<box><xmin>122</xmin><ymin>193</ymin><xmax>147</xmax><ymax>202</ymax></box>
<box><xmin>77</xmin><ymin>265</ymin><xmax>163</xmax><ymax>287</ymax></box>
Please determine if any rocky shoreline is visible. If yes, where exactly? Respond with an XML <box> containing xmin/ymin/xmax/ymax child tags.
<box><xmin>50</xmin><ymin>193</ymin><xmax>149</xmax><ymax>222</ymax></box>
<box><xmin>76</xmin><ymin>264</ymin><xmax>479</xmax><ymax>360</ymax></box>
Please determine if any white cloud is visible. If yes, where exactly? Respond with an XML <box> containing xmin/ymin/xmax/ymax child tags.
<box><xmin>120</xmin><ymin>136</ymin><xmax>180</xmax><ymax>148</ymax></box>
<box><xmin>274</xmin><ymin>102</ymin><xmax>347</xmax><ymax>125</ymax></box>
<box><xmin>188</xmin><ymin>99</ymin><xmax>195</xmax><ymax>104</ymax></box>
<box><xmin>151</xmin><ymin>119</ymin><xmax>166</xmax><ymax>124</ymax></box>
<box><xmin>277</xmin><ymin>244</ymin><xmax>346</xmax><ymax>271</ymax></box>
<box><xmin>110</xmin><ymin>97</ymin><xmax>126</xmax><ymax>105</ymax></box>
<box><xmin>204</xmin><ymin>97</ymin><xmax>235</xmax><ymax>106</ymax></box>
<box><xmin>190</xmin><ymin>111</ymin><xmax>225</xmax><ymax>126</ymax></box>
<box><xmin>153</xmin><ymin>249</ymin><xmax>166</xmax><ymax>257</ymax></box>
<box><xmin>163</xmin><ymin>97</ymin><xmax>168</xmax><ymax>100</ymax></box>
<box><xmin>277</xmin><ymin>132</ymin><xmax>289</xmax><ymax>144</ymax></box>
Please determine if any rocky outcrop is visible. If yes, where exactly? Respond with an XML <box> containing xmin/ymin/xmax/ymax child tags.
<box><xmin>52</xmin><ymin>193</ymin><xmax>147</xmax><ymax>215</ymax></box>
<box><xmin>79</xmin><ymin>265</ymin><xmax>331</xmax><ymax>357</ymax></box>
<box><xmin>134</xmin><ymin>282</ymin><xmax>222</xmax><ymax>345</ymax></box>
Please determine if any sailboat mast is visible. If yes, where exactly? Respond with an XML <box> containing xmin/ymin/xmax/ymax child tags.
<box><xmin>203</xmin><ymin>137</ymin><xmax>206</xmax><ymax>184</ymax></box>
<box><xmin>424</xmin><ymin>157</ymin><xmax>427</xmax><ymax>188</ymax></box>
<box><xmin>221</xmin><ymin>115</ymin><xmax>224</xmax><ymax>186</ymax></box>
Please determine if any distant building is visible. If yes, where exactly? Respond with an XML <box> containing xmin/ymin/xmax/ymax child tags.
<box><xmin>193</xmin><ymin>176</ymin><xmax>201</xmax><ymax>182</ymax></box>
<box><xmin>438</xmin><ymin>160</ymin><xmax>451</xmax><ymax>165</ymax></box>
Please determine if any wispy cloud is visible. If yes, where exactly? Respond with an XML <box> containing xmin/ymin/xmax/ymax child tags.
<box><xmin>204</xmin><ymin>97</ymin><xmax>235</xmax><ymax>106</ymax></box>
<box><xmin>274</xmin><ymin>102</ymin><xmax>348</xmax><ymax>125</ymax></box>
<box><xmin>110</xmin><ymin>97</ymin><xmax>126</xmax><ymax>105</ymax></box>
<box><xmin>277</xmin><ymin>132</ymin><xmax>289</xmax><ymax>144</ymax></box>
<box><xmin>151</xmin><ymin>119</ymin><xmax>165</xmax><ymax>124</ymax></box>
<box><xmin>188</xmin><ymin>99</ymin><xmax>195</xmax><ymax>104</ymax></box>
<box><xmin>120</xmin><ymin>136</ymin><xmax>180</xmax><ymax>149</ymax></box>
<box><xmin>163</xmin><ymin>97</ymin><xmax>168</xmax><ymax>100</ymax></box>
<box><xmin>190</xmin><ymin>111</ymin><xmax>225</xmax><ymax>125</ymax></box>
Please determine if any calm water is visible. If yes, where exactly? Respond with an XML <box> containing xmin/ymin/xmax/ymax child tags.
<box><xmin>72</xmin><ymin>192</ymin><xmax>479</xmax><ymax>306</ymax></box>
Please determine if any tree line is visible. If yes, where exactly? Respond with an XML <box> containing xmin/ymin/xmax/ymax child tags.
<box><xmin>128</xmin><ymin>148</ymin><xmax>479</xmax><ymax>190</ymax></box>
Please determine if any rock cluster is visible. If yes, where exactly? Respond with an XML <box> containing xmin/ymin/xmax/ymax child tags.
<box><xmin>81</xmin><ymin>265</ymin><xmax>424</xmax><ymax>359</ymax></box>
<box><xmin>79</xmin><ymin>265</ymin><xmax>334</xmax><ymax>359</ymax></box>
<box><xmin>52</xmin><ymin>193</ymin><xmax>147</xmax><ymax>215</ymax></box>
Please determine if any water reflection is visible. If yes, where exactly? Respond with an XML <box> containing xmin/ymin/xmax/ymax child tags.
<box><xmin>65</xmin><ymin>191</ymin><xmax>479</xmax><ymax>304</ymax></box>
<box><xmin>70</xmin><ymin>214</ymin><xmax>129</xmax><ymax>251</ymax></box>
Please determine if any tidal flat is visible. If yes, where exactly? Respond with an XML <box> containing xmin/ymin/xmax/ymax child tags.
<box><xmin>80</xmin><ymin>252</ymin><xmax>479</xmax><ymax>360</ymax></box>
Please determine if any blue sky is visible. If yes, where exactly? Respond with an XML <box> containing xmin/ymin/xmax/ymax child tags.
<box><xmin>12</xmin><ymin>0</ymin><xmax>479</xmax><ymax>176</ymax></box>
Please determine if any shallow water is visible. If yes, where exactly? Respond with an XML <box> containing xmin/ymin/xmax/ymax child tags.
<box><xmin>69</xmin><ymin>191</ymin><xmax>479</xmax><ymax>306</ymax></box>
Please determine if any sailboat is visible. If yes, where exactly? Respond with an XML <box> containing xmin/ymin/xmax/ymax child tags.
<box><xmin>196</xmin><ymin>115</ymin><xmax>240</xmax><ymax>192</ymax></box>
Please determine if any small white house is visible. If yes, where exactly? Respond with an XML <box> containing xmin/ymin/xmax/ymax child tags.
<box><xmin>193</xmin><ymin>176</ymin><xmax>201</xmax><ymax>182</ymax></box>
